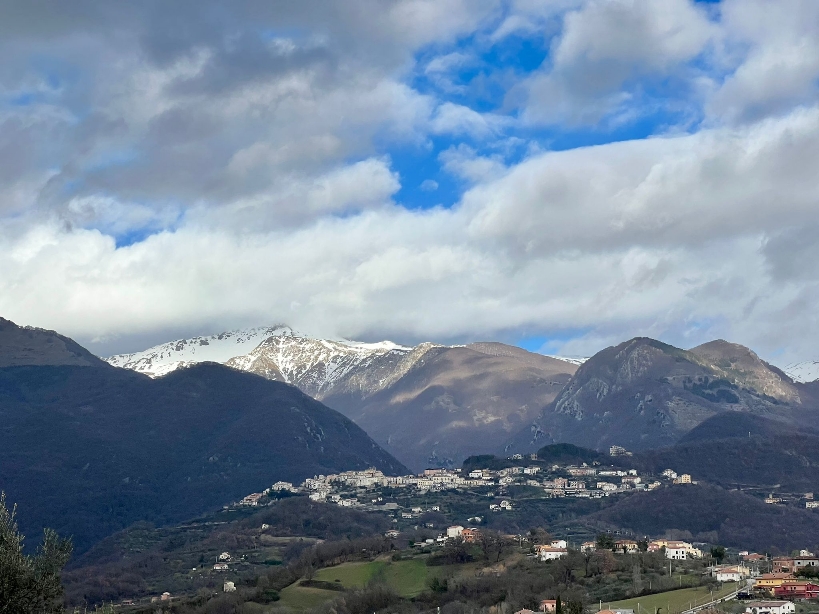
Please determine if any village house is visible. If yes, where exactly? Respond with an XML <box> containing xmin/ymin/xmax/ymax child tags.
<box><xmin>447</xmin><ymin>525</ymin><xmax>464</xmax><ymax>539</ymax></box>
<box><xmin>550</xmin><ymin>539</ymin><xmax>568</xmax><ymax>549</ymax></box>
<box><xmin>771</xmin><ymin>555</ymin><xmax>817</xmax><ymax>574</ymax></box>
<box><xmin>536</xmin><ymin>545</ymin><xmax>568</xmax><ymax>561</ymax></box>
<box><xmin>648</xmin><ymin>540</ymin><xmax>702</xmax><ymax>560</ymax></box>
<box><xmin>673</xmin><ymin>474</ymin><xmax>692</xmax><ymax>484</ymax></box>
<box><xmin>615</xmin><ymin>539</ymin><xmax>639</xmax><ymax>554</ymax></box>
<box><xmin>213</xmin><ymin>563</ymin><xmax>229</xmax><ymax>571</ymax></box>
<box><xmin>745</xmin><ymin>602</ymin><xmax>796</xmax><ymax>614</ymax></box>
<box><xmin>462</xmin><ymin>528</ymin><xmax>481</xmax><ymax>543</ymax></box>
<box><xmin>715</xmin><ymin>566</ymin><xmax>747</xmax><ymax>583</ymax></box>
<box><xmin>754</xmin><ymin>573</ymin><xmax>797</xmax><ymax>594</ymax></box>
<box><xmin>774</xmin><ymin>581</ymin><xmax>819</xmax><ymax>600</ymax></box>
<box><xmin>540</xmin><ymin>599</ymin><xmax>557</xmax><ymax>612</ymax></box>
<box><xmin>581</xmin><ymin>541</ymin><xmax>597</xmax><ymax>553</ymax></box>
<box><xmin>240</xmin><ymin>492</ymin><xmax>264</xmax><ymax>506</ymax></box>
<box><xmin>224</xmin><ymin>581</ymin><xmax>236</xmax><ymax>592</ymax></box>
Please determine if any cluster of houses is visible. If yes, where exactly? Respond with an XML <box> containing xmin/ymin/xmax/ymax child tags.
<box><xmin>230</xmin><ymin>461</ymin><xmax>693</xmax><ymax>511</ymax></box>
<box><xmin>746</xmin><ymin>551</ymin><xmax>819</xmax><ymax>600</ymax></box>
<box><xmin>766</xmin><ymin>491</ymin><xmax>819</xmax><ymax>509</ymax></box>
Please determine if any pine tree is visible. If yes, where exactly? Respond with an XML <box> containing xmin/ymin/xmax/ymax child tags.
<box><xmin>556</xmin><ymin>595</ymin><xmax>563</xmax><ymax>614</ymax></box>
<box><xmin>0</xmin><ymin>492</ymin><xmax>73</xmax><ymax>613</ymax></box>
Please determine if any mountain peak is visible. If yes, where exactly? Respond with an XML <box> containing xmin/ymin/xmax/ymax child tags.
<box><xmin>0</xmin><ymin>317</ymin><xmax>106</xmax><ymax>368</ymax></box>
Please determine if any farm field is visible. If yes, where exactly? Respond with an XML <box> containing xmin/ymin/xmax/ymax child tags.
<box><xmin>279</xmin><ymin>584</ymin><xmax>342</xmax><ymax>610</ymax></box>
<box><xmin>314</xmin><ymin>558</ymin><xmax>435</xmax><ymax>597</ymax></box>
<box><xmin>607</xmin><ymin>583</ymin><xmax>741</xmax><ymax>614</ymax></box>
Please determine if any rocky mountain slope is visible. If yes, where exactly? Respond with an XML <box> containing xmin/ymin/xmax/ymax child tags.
<box><xmin>514</xmin><ymin>337</ymin><xmax>816</xmax><ymax>453</ymax></box>
<box><xmin>109</xmin><ymin>329</ymin><xmax>579</xmax><ymax>470</ymax></box>
<box><xmin>0</xmin><ymin>318</ymin><xmax>406</xmax><ymax>553</ymax></box>
<box><xmin>0</xmin><ymin>316</ymin><xmax>106</xmax><ymax>367</ymax></box>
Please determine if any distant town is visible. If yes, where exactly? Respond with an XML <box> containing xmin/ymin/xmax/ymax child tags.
<box><xmin>235</xmin><ymin>447</ymin><xmax>698</xmax><ymax>513</ymax></box>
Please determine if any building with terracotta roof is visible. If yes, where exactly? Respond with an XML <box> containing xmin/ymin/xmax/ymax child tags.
<box><xmin>773</xmin><ymin>581</ymin><xmax>819</xmax><ymax>600</ymax></box>
<box><xmin>754</xmin><ymin>573</ymin><xmax>797</xmax><ymax>594</ymax></box>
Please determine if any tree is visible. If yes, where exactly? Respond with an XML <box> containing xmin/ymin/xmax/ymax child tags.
<box><xmin>479</xmin><ymin>530</ymin><xmax>512</xmax><ymax>563</ymax></box>
<box><xmin>567</xmin><ymin>600</ymin><xmax>584</xmax><ymax>614</ymax></box>
<box><xmin>596</xmin><ymin>533</ymin><xmax>615</xmax><ymax>550</ymax></box>
<box><xmin>556</xmin><ymin>595</ymin><xmax>563</xmax><ymax>614</ymax></box>
<box><xmin>638</xmin><ymin>540</ymin><xmax>649</xmax><ymax>552</ymax></box>
<box><xmin>710</xmin><ymin>546</ymin><xmax>726</xmax><ymax>564</ymax></box>
<box><xmin>0</xmin><ymin>492</ymin><xmax>73</xmax><ymax>613</ymax></box>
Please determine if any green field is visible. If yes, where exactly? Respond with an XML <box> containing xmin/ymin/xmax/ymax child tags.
<box><xmin>314</xmin><ymin>559</ymin><xmax>435</xmax><ymax>597</ymax></box>
<box><xmin>279</xmin><ymin>584</ymin><xmax>342</xmax><ymax>610</ymax></box>
<box><xmin>280</xmin><ymin>558</ymin><xmax>442</xmax><ymax>609</ymax></box>
<box><xmin>607</xmin><ymin>583</ymin><xmax>740</xmax><ymax>614</ymax></box>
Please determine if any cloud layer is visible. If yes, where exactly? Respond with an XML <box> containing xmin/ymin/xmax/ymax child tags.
<box><xmin>1</xmin><ymin>0</ymin><xmax>819</xmax><ymax>367</ymax></box>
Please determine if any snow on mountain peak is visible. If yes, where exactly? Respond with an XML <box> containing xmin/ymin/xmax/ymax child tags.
<box><xmin>546</xmin><ymin>355</ymin><xmax>588</xmax><ymax>366</ymax></box>
<box><xmin>106</xmin><ymin>325</ymin><xmax>411</xmax><ymax>382</ymax></box>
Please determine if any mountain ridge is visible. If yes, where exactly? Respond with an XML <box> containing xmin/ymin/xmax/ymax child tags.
<box><xmin>0</xmin><ymin>318</ymin><xmax>407</xmax><ymax>552</ymax></box>
<box><xmin>514</xmin><ymin>336</ymin><xmax>817</xmax><ymax>454</ymax></box>
<box><xmin>107</xmin><ymin>327</ymin><xmax>581</xmax><ymax>470</ymax></box>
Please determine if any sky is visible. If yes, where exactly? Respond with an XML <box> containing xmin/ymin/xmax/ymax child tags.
<box><xmin>2</xmin><ymin>0</ymin><xmax>819</xmax><ymax>366</ymax></box>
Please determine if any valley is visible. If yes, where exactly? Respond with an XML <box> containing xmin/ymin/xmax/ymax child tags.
<box><xmin>2</xmin><ymin>317</ymin><xmax>819</xmax><ymax>613</ymax></box>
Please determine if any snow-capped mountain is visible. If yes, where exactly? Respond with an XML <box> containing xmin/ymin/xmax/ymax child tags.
<box><xmin>107</xmin><ymin>325</ymin><xmax>421</xmax><ymax>397</ymax></box>
<box><xmin>107</xmin><ymin>326</ymin><xmax>292</xmax><ymax>377</ymax></box>
<box><xmin>107</xmin><ymin>328</ymin><xmax>580</xmax><ymax>470</ymax></box>
<box><xmin>784</xmin><ymin>360</ymin><xmax>819</xmax><ymax>383</ymax></box>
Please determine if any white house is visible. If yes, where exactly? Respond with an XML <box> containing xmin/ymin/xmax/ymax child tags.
<box><xmin>447</xmin><ymin>525</ymin><xmax>464</xmax><ymax>538</ymax></box>
<box><xmin>716</xmin><ymin>567</ymin><xmax>746</xmax><ymax>582</ymax></box>
<box><xmin>218</xmin><ymin>552</ymin><xmax>231</xmax><ymax>561</ymax></box>
<box><xmin>224</xmin><ymin>581</ymin><xmax>236</xmax><ymax>592</ymax></box>
<box><xmin>550</xmin><ymin>539</ymin><xmax>568</xmax><ymax>549</ymax></box>
<box><xmin>537</xmin><ymin>546</ymin><xmax>568</xmax><ymax>561</ymax></box>
<box><xmin>581</xmin><ymin>541</ymin><xmax>597</xmax><ymax>553</ymax></box>
<box><xmin>745</xmin><ymin>602</ymin><xmax>796</xmax><ymax>614</ymax></box>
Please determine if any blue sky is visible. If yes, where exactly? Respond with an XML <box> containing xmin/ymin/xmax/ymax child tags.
<box><xmin>1</xmin><ymin>0</ymin><xmax>819</xmax><ymax>367</ymax></box>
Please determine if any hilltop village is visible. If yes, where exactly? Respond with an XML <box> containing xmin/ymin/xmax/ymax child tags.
<box><xmin>234</xmin><ymin>448</ymin><xmax>693</xmax><ymax>514</ymax></box>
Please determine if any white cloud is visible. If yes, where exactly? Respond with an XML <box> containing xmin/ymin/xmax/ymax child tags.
<box><xmin>439</xmin><ymin>144</ymin><xmax>507</xmax><ymax>183</ymax></box>
<box><xmin>706</xmin><ymin>0</ymin><xmax>819</xmax><ymax>124</ymax></box>
<box><xmin>517</xmin><ymin>0</ymin><xmax>716</xmax><ymax>125</ymax></box>
<box><xmin>3</xmin><ymin>0</ymin><xmax>819</xmax><ymax>371</ymax></box>
<box><xmin>4</xmin><ymin>106</ymin><xmax>819</xmax><ymax>367</ymax></box>
<box><xmin>430</xmin><ymin>102</ymin><xmax>510</xmax><ymax>139</ymax></box>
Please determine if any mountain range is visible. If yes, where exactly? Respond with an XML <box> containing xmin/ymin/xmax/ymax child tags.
<box><xmin>109</xmin><ymin>328</ymin><xmax>580</xmax><ymax>470</ymax></box>
<box><xmin>517</xmin><ymin>337</ymin><xmax>819</xmax><ymax>452</ymax></box>
<box><xmin>108</xmin><ymin>327</ymin><xmax>819</xmax><ymax>469</ymax></box>
<box><xmin>0</xmin><ymin>317</ymin><xmax>405</xmax><ymax>552</ymax></box>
